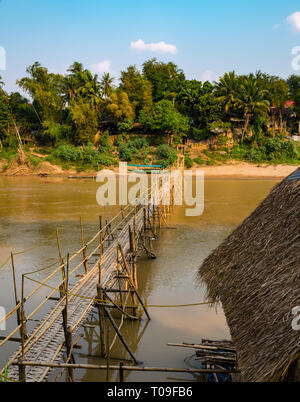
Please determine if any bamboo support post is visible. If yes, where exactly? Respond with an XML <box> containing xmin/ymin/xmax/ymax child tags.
<box><xmin>10</xmin><ymin>253</ymin><xmax>21</xmax><ymax>331</ymax></box>
<box><xmin>56</xmin><ymin>230</ymin><xmax>66</xmax><ymax>286</ymax></box>
<box><xmin>106</xmin><ymin>327</ymin><xmax>110</xmax><ymax>382</ymax></box>
<box><xmin>96</xmin><ymin>281</ymin><xmax>106</xmax><ymax>358</ymax></box>
<box><xmin>119</xmin><ymin>362</ymin><xmax>124</xmax><ymax>382</ymax></box>
<box><xmin>118</xmin><ymin>243</ymin><xmax>150</xmax><ymax>321</ymax></box>
<box><xmin>19</xmin><ymin>274</ymin><xmax>26</xmax><ymax>382</ymax></box>
<box><xmin>80</xmin><ymin>217</ymin><xmax>88</xmax><ymax>274</ymax></box>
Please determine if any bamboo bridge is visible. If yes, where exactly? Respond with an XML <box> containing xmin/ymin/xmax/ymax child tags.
<box><xmin>0</xmin><ymin>179</ymin><xmax>174</xmax><ymax>382</ymax></box>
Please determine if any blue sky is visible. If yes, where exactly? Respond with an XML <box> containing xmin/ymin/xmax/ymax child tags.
<box><xmin>0</xmin><ymin>0</ymin><xmax>300</xmax><ymax>93</ymax></box>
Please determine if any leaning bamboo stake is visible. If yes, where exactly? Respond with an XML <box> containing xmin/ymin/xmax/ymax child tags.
<box><xmin>80</xmin><ymin>217</ymin><xmax>88</xmax><ymax>274</ymax></box>
<box><xmin>103</xmin><ymin>306</ymin><xmax>138</xmax><ymax>364</ymax></box>
<box><xmin>55</xmin><ymin>334</ymin><xmax>81</xmax><ymax>382</ymax></box>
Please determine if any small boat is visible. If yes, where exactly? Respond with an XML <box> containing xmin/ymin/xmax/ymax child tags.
<box><xmin>127</xmin><ymin>164</ymin><xmax>165</xmax><ymax>174</ymax></box>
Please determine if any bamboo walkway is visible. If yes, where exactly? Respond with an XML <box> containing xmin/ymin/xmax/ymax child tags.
<box><xmin>0</xmin><ymin>182</ymin><xmax>170</xmax><ymax>382</ymax></box>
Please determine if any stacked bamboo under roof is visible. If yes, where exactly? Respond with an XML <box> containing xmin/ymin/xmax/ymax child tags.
<box><xmin>198</xmin><ymin>168</ymin><xmax>300</xmax><ymax>382</ymax></box>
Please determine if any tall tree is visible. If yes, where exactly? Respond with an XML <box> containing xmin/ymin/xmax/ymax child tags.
<box><xmin>177</xmin><ymin>80</ymin><xmax>223</xmax><ymax>128</ymax></box>
<box><xmin>119</xmin><ymin>65</ymin><xmax>152</xmax><ymax>115</ymax></box>
<box><xmin>101</xmin><ymin>73</ymin><xmax>114</xmax><ymax>98</ymax></box>
<box><xmin>270</xmin><ymin>79</ymin><xmax>289</xmax><ymax>129</ymax></box>
<box><xmin>142</xmin><ymin>58</ymin><xmax>185</xmax><ymax>102</ymax></box>
<box><xmin>235</xmin><ymin>76</ymin><xmax>270</xmax><ymax>141</ymax></box>
<box><xmin>287</xmin><ymin>75</ymin><xmax>300</xmax><ymax>121</ymax></box>
<box><xmin>215</xmin><ymin>71</ymin><xmax>240</xmax><ymax>113</ymax></box>
<box><xmin>139</xmin><ymin>99</ymin><xmax>189</xmax><ymax>144</ymax></box>
<box><xmin>0</xmin><ymin>79</ymin><xmax>10</xmax><ymax>146</ymax></box>
<box><xmin>17</xmin><ymin>62</ymin><xmax>64</xmax><ymax>124</ymax></box>
<box><xmin>105</xmin><ymin>89</ymin><xmax>135</xmax><ymax>123</ymax></box>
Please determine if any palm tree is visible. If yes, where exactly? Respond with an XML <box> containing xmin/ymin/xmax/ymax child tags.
<box><xmin>79</xmin><ymin>70</ymin><xmax>102</xmax><ymax>110</ymax></box>
<box><xmin>101</xmin><ymin>73</ymin><xmax>114</xmax><ymax>98</ymax></box>
<box><xmin>215</xmin><ymin>71</ymin><xmax>239</xmax><ymax>113</ymax></box>
<box><xmin>235</xmin><ymin>77</ymin><xmax>270</xmax><ymax>142</ymax></box>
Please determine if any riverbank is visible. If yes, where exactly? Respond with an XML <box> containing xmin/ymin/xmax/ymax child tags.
<box><xmin>200</xmin><ymin>162</ymin><xmax>297</xmax><ymax>179</ymax></box>
<box><xmin>0</xmin><ymin>159</ymin><xmax>298</xmax><ymax>179</ymax></box>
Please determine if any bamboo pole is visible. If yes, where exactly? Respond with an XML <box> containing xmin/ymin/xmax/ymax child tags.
<box><xmin>119</xmin><ymin>362</ymin><xmax>124</xmax><ymax>382</ymax></box>
<box><xmin>103</xmin><ymin>307</ymin><xmax>138</xmax><ymax>364</ymax></box>
<box><xmin>14</xmin><ymin>361</ymin><xmax>240</xmax><ymax>374</ymax></box>
<box><xmin>118</xmin><ymin>243</ymin><xmax>150</xmax><ymax>321</ymax></box>
<box><xmin>10</xmin><ymin>253</ymin><xmax>21</xmax><ymax>331</ymax></box>
<box><xmin>19</xmin><ymin>274</ymin><xmax>26</xmax><ymax>382</ymax></box>
<box><xmin>96</xmin><ymin>282</ymin><xmax>106</xmax><ymax>358</ymax></box>
<box><xmin>66</xmin><ymin>327</ymin><xmax>75</xmax><ymax>382</ymax></box>
<box><xmin>106</xmin><ymin>327</ymin><xmax>110</xmax><ymax>382</ymax></box>
<box><xmin>56</xmin><ymin>229</ymin><xmax>66</xmax><ymax>287</ymax></box>
<box><xmin>80</xmin><ymin>217</ymin><xmax>88</xmax><ymax>274</ymax></box>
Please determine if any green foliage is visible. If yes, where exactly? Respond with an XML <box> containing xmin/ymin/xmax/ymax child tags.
<box><xmin>48</xmin><ymin>144</ymin><xmax>116</xmax><ymax>169</ymax></box>
<box><xmin>177</xmin><ymin>80</ymin><xmax>224</xmax><ymax>128</ymax></box>
<box><xmin>229</xmin><ymin>137</ymin><xmax>300</xmax><ymax>163</ymax></box>
<box><xmin>105</xmin><ymin>89</ymin><xmax>135</xmax><ymax>123</ymax></box>
<box><xmin>117</xmin><ymin>119</ymin><xmax>134</xmax><ymax>133</ymax></box>
<box><xmin>42</xmin><ymin>121</ymin><xmax>72</xmax><ymax>146</ymax></box>
<box><xmin>142</xmin><ymin>58</ymin><xmax>185</xmax><ymax>102</ymax></box>
<box><xmin>0</xmin><ymin>90</ymin><xmax>10</xmax><ymax>142</ymax></box>
<box><xmin>98</xmin><ymin>130</ymin><xmax>111</xmax><ymax>153</ymax></box>
<box><xmin>17</xmin><ymin>62</ymin><xmax>64</xmax><ymax>123</ymax></box>
<box><xmin>120</xmin><ymin>66</ymin><xmax>153</xmax><ymax>114</ymax></box>
<box><xmin>139</xmin><ymin>100</ymin><xmax>189</xmax><ymax>142</ymax></box>
<box><xmin>69</xmin><ymin>99</ymin><xmax>98</xmax><ymax>145</ymax></box>
<box><xmin>118</xmin><ymin>137</ymin><xmax>150</xmax><ymax>162</ymax></box>
<box><xmin>190</xmin><ymin>127</ymin><xmax>212</xmax><ymax>141</ymax></box>
<box><xmin>156</xmin><ymin>144</ymin><xmax>178</xmax><ymax>167</ymax></box>
<box><xmin>184</xmin><ymin>153</ymin><xmax>193</xmax><ymax>168</ymax></box>
<box><xmin>194</xmin><ymin>156</ymin><xmax>205</xmax><ymax>165</ymax></box>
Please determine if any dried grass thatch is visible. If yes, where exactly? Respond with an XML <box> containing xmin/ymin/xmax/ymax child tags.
<box><xmin>198</xmin><ymin>168</ymin><xmax>300</xmax><ymax>382</ymax></box>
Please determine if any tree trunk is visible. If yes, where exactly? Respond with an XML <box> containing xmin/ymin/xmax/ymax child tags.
<box><xmin>242</xmin><ymin>114</ymin><xmax>250</xmax><ymax>143</ymax></box>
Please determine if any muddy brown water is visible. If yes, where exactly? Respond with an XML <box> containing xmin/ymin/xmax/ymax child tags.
<box><xmin>0</xmin><ymin>176</ymin><xmax>279</xmax><ymax>382</ymax></box>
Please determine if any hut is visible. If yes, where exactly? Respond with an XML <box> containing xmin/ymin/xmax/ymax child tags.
<box><xmin>198</xmin><ymin>168</ymin><xmax>300</xmax><ymax>382</ymax></box>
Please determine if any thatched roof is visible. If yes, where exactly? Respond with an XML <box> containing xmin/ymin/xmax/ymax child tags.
<box><xmin>198</xmin><ymin>168</ymin><xmax>300</xmax><ymax>382</ymax></box>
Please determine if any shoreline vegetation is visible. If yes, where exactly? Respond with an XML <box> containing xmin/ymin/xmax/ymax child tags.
<box><xmin>0</xmin><ymin>59</ymin><xmax>299</xmax><ymax>178</ymax></box>
<box><xmin>0</xmin><ymin>154</ymin><xmax>297</xmax><ymax>179</ymax></box>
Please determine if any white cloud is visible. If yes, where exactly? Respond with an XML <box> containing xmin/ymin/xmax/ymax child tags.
<box><xmin>287</xmin><ymin>12</ymin><xmax>300</xmax><ymax>31</ymax></box>
<box><xmin>91</xmin><ymin>60</ymin><xmax>112</xmax><ymax>75</ymax></box>
<box><xmin>130</xmin><ymin>39</ymin><xmax>177</xmax><ymax>54</ymax></box>
<box><xmin>201</xmin><ymin>69</ymin><xmax>218</xmax><ymax>82</ymax></box>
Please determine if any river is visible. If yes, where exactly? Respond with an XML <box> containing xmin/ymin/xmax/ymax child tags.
<box><xmin>0</xmin><ymin>176</ymin><xmax>279</xmax><ymax>382</ymax></box>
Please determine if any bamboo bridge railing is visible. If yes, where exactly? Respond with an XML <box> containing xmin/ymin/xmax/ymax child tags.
<box><xmin>0</xmin><ymin>177</ymin><xmax>176</xmax><ymax>382</ymax></box>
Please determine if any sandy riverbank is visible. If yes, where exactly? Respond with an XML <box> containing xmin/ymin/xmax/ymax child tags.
<box><xmin>199</xmin><ymin>162</ymin><xmax>298</xmax><ymax>179</ymax></box>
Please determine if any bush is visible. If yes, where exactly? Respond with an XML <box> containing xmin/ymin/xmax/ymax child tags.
<box><xmin>118</xmin><ymin>137</ymin><xmax>151</xmax><ymax>163</ymax></box>
<box><xmin>194</xmin><ymin>156</ymin><xmax>205</xmax><ymax>165</ymax></box>
<box><xmin>48</xmin><ymin>144</ymin><xmax>116</xmax><ymax>169</ymax></box>
<box><xmin>98</xmin><ymin>131</ymin><xmax>111</xmax><ymax>153</ymax></box>
<box><xmin>184</xmin><ymin>153</ymin><xmax>193</xmax><ymax>168</ymax></box>
<box><xmin>157</xmin><ymin>144</ymin><xmax>178</xmax><ymax>167</ymax></box>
